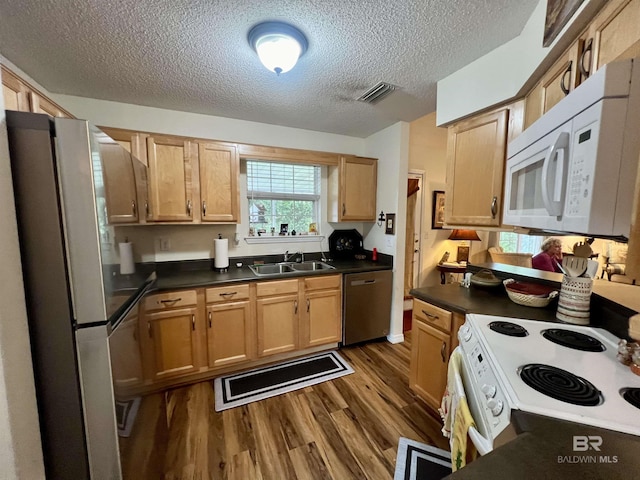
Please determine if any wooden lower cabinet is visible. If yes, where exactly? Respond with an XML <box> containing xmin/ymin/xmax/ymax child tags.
<box><xmin>141</xmin><ymin>290</ymin><xmax>203</xmax><ymax>382</ymax></box>
<box><xmin>142</xmin><ymin>304</ymin><xmax>201</xmax><ymax>381</ymax></box>
<box><xmin>410</xmin><ymin>319</ymin><xmax>450</xmax><ymax>409</ymax></box>
<box><xmin>409</xmin><ymin>298</ymin><xmax>464</xmax><ymax>410</ymax></box>
<box><xmin>133</xmin><ymin>276</ymin><xmax>343</xmax><ymax>391</ymax></box>
<box><xmin>256</xmin><ymin>293</ymin><xmax>299</xmax><ymax>357</ymax></box>
<box><xmin>301</xmin><ymin>275</ymin><xmax>342</xmax><ymax>348</ymax></box>
<box><xmin>206</xmin><ymin>301</ymin><xmax>253</xmax><ymax>367</ymax></box>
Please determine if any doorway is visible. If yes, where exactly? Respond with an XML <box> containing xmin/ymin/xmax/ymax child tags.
<box><xmin>404</xmin><ymin>171</ymin><xmax>424</xmax><ymax>331</ymax></box>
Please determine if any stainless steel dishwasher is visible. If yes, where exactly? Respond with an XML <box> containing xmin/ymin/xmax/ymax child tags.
<box><xmin>342</xmin><ymin>270</ymin><xmax>393</xmax><ymax>345</ymax></box>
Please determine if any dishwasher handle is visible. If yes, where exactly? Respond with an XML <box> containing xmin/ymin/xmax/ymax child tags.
<box><xmin>350</xmin><ymin>279</ymin><xmax>377</xmax><ymax>286</ymax></box>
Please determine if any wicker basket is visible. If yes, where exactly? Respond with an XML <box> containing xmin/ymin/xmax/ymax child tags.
<box><xmin>503</xmin><ymin>279</ymin><xmax>558</xmax><ymax>308</ymax></box>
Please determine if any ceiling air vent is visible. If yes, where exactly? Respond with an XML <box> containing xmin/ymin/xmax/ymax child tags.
<box><xmin>357</xmin><ymin>82</ymin><xmax>397</xmax><ymax>104</ymax></box>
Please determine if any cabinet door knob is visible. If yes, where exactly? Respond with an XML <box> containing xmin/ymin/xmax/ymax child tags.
<box><xmin>342</xmin><ymin>203</ymin><xmax>346</xmax><ymax>216</ymax></box>
<box><xmin>294</xmin><ymin>300</ymin><xmax>298</xmax><ymax>314</ymax></box>
<box><xmin>202</xmin><ymin>201</ymin><xmax>207</xmax><ymax>216</ymax></box>
<box><xmin>306</xmin><ymin>298</ymin><xmax>310</xmax><ymax>312</ymax></box>
<box><xmin>208</xmin><ymin>311</ymin><xmax>212</xmax><ymax>328</ymax></box>
<box><xmin>147</xmin><ymin>321</ymin><xmax>152</xmax><ymax>338</ymax></box>
<box><xmin>491</xmin><ymin>196</ymin><xmax>498</xmax><ymax>219</ymax></box>
<box><xmin>131</xmin><ymin>200</ymin><xmax>137</xmax><ymax>215</ymax></box>
<box><xmin>440</xmin><ymin>341</ymin><xmax>447</xmax><ymax>362</ymax></box>
<box><xmin>187</xmin><ymin>199</ymin><xmax>192</xmax><ymax>216</ymax></box>
<box><xmin>192</xmin><ymin>315</ymin><xmax>196</xmax><ymax>331</ymax></box>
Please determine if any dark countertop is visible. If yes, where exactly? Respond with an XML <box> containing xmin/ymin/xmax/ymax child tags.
<box><xmin>411</xmin><ymin>263</ymin><xmax>635</xmax><ymax>340</ymax></box>
<box><xmin>410</xmin><ymin>283</ymin><xmax>560</xmax><ymax>322</ymax></box>
<box><xmin>110</xmin><ymin>255</ymin><xmax>393</xmax><ymax>293</ymax></box>
<box><xmin>447</xmin><ymin>412</ymin><xmax>640</xmax><ymax>479</ymax></box>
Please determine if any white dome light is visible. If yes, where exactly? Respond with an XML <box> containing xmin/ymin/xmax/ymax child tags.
<box><xmin>248</xmin><ymin>22</ymin><xmax>308</xmax><ymax>76</ymax></box>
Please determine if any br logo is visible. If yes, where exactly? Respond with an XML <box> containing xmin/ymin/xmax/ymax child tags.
<box><xmin>573</xmin><ymin>435</ymin><xmax>602</xmax><ymax>452</ymax></box>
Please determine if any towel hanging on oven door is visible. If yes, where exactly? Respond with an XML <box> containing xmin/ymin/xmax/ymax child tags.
<box><xmin>440</xmin><ymin>347</ymin><xmax>492</xmax><ymax>470</ymax></box>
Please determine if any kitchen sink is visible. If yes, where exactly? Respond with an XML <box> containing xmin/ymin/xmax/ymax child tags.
<box><xmin>249</xmin><ymin>263</ymin><xmax>295</xmax><ymax>276</ymax></box>
<box><xmin>291</xmin><ymin>261</ymin><xmax>335</xmax><ymax>272</ymax></box>
<box><xmin>249</xmin><ymin>261</ymin><xmax>335</xmax><ymax>276</ymax></box>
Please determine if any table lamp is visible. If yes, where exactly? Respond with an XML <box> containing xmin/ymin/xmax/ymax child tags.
<box><xmin>448</xmin><ymin>229</ymin><xmax>481</xmax><ymax>263</ymax></box>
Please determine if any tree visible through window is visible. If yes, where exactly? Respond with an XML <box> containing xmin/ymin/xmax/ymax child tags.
<box><xmin>247</xmin><ymin>160</ymin><xmax>320</xmax><ymax>234</ymax></box>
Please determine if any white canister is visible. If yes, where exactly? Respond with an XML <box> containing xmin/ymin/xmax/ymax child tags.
<box><xmin>556</xmin><ymin>275</ymin><xmax>593</xmax><ymax>325</ymax></box>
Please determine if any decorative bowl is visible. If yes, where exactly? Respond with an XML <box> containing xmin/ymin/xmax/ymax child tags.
<box><xmin>503</xmin><ymin>279</ymin><xmax>558</xmax><ymax>308</ymax></box>
<box><xmin>469</xmin><ymin>269</ymin><xmax>502</xmax><ymax>288</ymax></box>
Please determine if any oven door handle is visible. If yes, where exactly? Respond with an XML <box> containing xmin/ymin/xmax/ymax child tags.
<box><xmin>468</xmin><ymin>426</ymin><xmax>493</xmax><ymax>456</ymax></box>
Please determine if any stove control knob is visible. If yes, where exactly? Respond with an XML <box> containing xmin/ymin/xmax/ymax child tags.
<box><xmin>460</xmin><ymin>325</ymin><xmax>472</xmax><ymax>342</ymax></box>
<box><xmin>481</xmin><ymin>384</ymin><xmax>497</xmax><ymax>399</ymax></box>
<box><xmin>487</xmin><ymin>398</ymin><xmax>504</xmax><ymax>416</ymax></box>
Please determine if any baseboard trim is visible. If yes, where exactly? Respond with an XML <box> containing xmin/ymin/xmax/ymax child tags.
<box><xmin>387</xmin><ymin>333</ymin><xmax>405</xmax><ymax>344</ymax></box>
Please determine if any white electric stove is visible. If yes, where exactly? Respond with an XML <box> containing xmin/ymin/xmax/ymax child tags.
<box><xmin>457</xmin><ymin>314</ymin><xmax>640</xmax><ymax>452</ymax></box>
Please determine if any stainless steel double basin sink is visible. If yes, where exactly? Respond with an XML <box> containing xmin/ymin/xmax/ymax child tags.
<box><xmin>249</xmin><ymin>261</ymin><xmax>335</xmax><ymax>277</ymax></box>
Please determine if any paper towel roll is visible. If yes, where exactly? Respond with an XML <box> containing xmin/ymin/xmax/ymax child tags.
<box><xmin>119</xmin><ymin>242</ymin><xmax>135</xmax><ymax>275</ymax></box>
<box><xmin>214</xmin><ymin>238</ymin><xmax>229</xmax><ymax>269</ymax></box>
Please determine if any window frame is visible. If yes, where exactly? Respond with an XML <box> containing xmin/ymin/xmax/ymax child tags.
<box><xmin>246</xmin><ymin>159</ymin><xmax>321</xmax><ymax>235</ymax></box>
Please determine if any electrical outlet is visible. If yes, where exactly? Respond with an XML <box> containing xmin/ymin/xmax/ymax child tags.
<box><xmin>159</xmin><ymin>238</ymin><xmax>171</xmax><ymax>251</ymax></box>
<box><xmin>386</xmin><ymin>236</ymin><xmax>394</xmax><ymax>248</ymax></box>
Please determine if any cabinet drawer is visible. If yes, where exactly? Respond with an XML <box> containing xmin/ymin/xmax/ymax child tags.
<box><xmin>304</xmin><ymin>274</ymin><xmax>341</xmax><ymax>291</ymax></box>
<box><xmin>205</xmin><ymin>284</ymin><xmax>250</xmax><ymax>303</ymax></box>
<box><xmin>413</xmin><ymin>299</ymin><xmax>452</xmax><ymax>331</ymax></box>
<box><xmin>256</xmin><ymin>279</ymin><xmax>299</xmax><ymax>297</ymax></box>
<box><xmin>144</xmin><ymin>290</ymin><xmax>197</xmax><ymax>311</ymax></box>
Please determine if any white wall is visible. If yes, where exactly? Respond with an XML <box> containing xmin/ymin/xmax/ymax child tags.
<box><xmin>363</xmin><ymin>122</ymin><xmax>410</xmax><ymax>343</ymax></box>
<box><xmin>437</xmin><ymin>0</ymin><xmax>607</xmax><ymax>125</ymax></box>
<box><xmin>0</xmin><ymin>69</ymin><xmax>46</xmax><ymax>480</ymax></box>
<box><xmin>54</xmin><ymin>95</ymin><xmax>365</xmax><ymax>155</ymax></box>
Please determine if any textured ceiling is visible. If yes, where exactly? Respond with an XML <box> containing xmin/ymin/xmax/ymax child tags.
<box><xmin>0</xmin><ymin>0</ymin><xmax>539</xmax><ymax>137</ymax></box>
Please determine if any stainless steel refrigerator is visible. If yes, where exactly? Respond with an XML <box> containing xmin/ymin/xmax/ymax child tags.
<box><xmin>6</xmin><ymin>111</ymin><xmax>153</xmax><ymax>479</ymax></box>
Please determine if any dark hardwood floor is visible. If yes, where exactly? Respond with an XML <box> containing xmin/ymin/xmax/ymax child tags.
<box><xmin>118</xmin><ymin>332</ymin><xmax>449</xmax><ymax>479</ymax></box>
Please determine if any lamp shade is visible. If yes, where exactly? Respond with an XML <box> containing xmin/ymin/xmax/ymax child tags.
<box><xmin>448</xmin><ymin>229</ymin><xmax>481</xmax><ymax>241</ymax></box>
<box><xmin>248</xmin><ymin>22</ymin><xmax>308</xmax><ymax>75</ymax></box>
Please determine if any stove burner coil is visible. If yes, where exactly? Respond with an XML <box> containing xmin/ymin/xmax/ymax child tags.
<box><xmin>489</xmin><ymin>321</ymin><xmax>528</xmax><ymax>337</ymax></box>
<box><xmin>541</xmin><ymin>329</ymin><xmax>605</xmax><ymax>352</ymax></box>
<box><xmin>519</xmin><ymin>364</ymin><xmax>602</xmax><ymax>406</ymax></box>
<box><xmin>621</xmin><ymin>388</ymin><xmax>640</xmax><ymax>410</ymax></box>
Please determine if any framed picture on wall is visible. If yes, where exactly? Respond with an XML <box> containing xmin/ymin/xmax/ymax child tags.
<box><xmin>432</xmin><ymin>190</ymin><xmax>445</xmax><ymax>229</ymax></box>
<box><xmin>543</xmin><ymin>0</ymin><xmax>584</xmax><ymax>47</ymax></box>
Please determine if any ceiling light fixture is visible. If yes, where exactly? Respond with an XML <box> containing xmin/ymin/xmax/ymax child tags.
<box><xmin>248</xmin><ymin>21</ymin><xmax>308</xmax><ymax>76</ymax></box>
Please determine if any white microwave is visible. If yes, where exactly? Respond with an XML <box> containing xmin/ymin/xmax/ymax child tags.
<box><xmin>503</xmin><ymin>57</ymin><xmax>640</xmax><ymax>239</ymax></box>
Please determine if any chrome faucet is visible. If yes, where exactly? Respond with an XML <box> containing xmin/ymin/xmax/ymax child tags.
<box><xmin>284</xmin><ymin>250</ymin><xmax>304</xmax><ymax>262</ymax></box>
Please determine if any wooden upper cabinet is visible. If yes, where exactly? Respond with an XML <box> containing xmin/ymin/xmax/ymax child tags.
<box><xmin>30</xmin><ymin>91</ymin><xmax>73</xmax><ymax>118</ymax></box>
<box><xmin>445</xmin><ymin>108</ymin><xmax>509</xmax><ymax>227</ymax></box>
<box><xmin>2</xmin><ymin>66</ymin><xmax>30</xmax><ymax>112</ymax></box>
<box><xmin>146</xmin><ymin>135</ymin><xmax>197</xmax><ymax>222</ymax></box>
<box><xmin>1</xmin><ymin>65</ymin><xmax>73</xmax><ymax>117</ymax></box>
<box><xmin>328</xmin><ymin>155</ymin><xmax>377</xmax><ymax>222</ymax></box>
<box><xmin>99</xmin><ymin>140</ymin><xmax>139</xmax><ymax>224</ymax></box>
<box><xmin>524</xmin><ymin>41</ymin><xmax>582</xmax><ymax>129</ymax></box>
<box><xmin>588</xmin><ymin>0</ymin><xmax>640</xmax><ymax>72</ymax></box>
<box><xmin>198</xmin><ymin>142</ymin><xmax>240</xmax><ymax>223</ymax></box>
